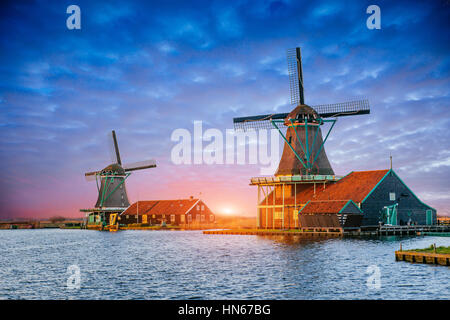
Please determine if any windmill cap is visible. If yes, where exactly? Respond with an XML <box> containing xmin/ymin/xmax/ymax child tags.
<box><xmin>101</xmin><ymin>163</ymin><xmax>125</xmax><ymax>174</ymax></box>
<box><xmin>285</xmin><ymin>104</ymin><xmax>320</xmax><ymax>125</ymax></box>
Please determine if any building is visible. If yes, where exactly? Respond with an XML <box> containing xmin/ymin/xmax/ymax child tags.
<box><xmin>298</xmin><ymin>200</ymin><xmax>363</xmax><ymax>229</ymax></box>
<box><xmin>256</xmin><ymin>169</ymin><xmax>437</xmax><ymax>229</ymax></box>
<box><xmin>119</xmin><ymin>198</ymin><xmax>215</xmax><ymax>226</ymax></box>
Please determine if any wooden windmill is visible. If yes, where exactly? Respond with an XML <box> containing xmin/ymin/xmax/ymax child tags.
<box><xmin>81</xmin><ymin>130</ymin><xmax>156</xmax><ymax>229</ymax></box>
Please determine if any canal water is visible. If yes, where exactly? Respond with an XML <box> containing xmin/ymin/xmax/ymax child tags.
<box><xmin>0</xmin><ymin>229</ymin><xmax>448</xmax><ymax>299</ymax></box>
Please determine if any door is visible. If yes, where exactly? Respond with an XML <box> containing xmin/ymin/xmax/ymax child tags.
<box><xmin>382</xmin><ymin>204</ymin><xmax>398</xmax><ymax>225</ymax></box>
<box><xmin>426</xmin><ymin>210</ymin><xmax>433</xmax><ymax>225</ymax></box>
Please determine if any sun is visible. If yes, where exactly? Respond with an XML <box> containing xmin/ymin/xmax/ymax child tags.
<box><xmin>222</xmin><ymin>207</ymin><xmax>234</xmax><ymax>215</ymax></box>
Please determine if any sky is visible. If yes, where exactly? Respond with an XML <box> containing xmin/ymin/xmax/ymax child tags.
<box><xmin>0</xmin><ymin>0</ymin><xmax>449</xmax><ymax>219</ymax></box>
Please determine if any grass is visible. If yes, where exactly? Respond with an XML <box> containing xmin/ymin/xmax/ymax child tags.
<box><xmin>410</xmin><ymin>245</ymin><xmax>450</xmax><ymax>254</ymax></box>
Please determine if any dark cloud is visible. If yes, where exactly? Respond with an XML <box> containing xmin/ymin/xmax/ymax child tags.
<box><xmin>0</xmin><ymin>0</ymin><xmax>449</xmax><ymax>218</ymax></box>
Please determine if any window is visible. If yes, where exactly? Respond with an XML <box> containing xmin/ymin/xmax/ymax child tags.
<box><xmin>274</xmin><ymin>210</ymin><xmax>283</xmax><ymax>219</ymax></box>
<box><xmin>275</xmin><ymin>186</ymin><xmax>282</xmax><ymax>199</ymax></box>
<box><xmin>162</xmin><ymin>214</ymin><xmax>165</xmax><ymax>218</ymax></box>
<box><xmin>188</xmin><ymin>215</ymin><xmax>192</xmax><ymax>222</ymax></box>
<box><xmin>180</xmin><ymin>215</ymin><xmax>185</xmax><ymax>223</ymax></box>
<box><xmin>126</xmin><ymin>215</ymin><xmax>129</xmax><ymax>219</ymax></box>
<box><xmin>210</xmin><ymin>214</ymin><xmax>214</xmax><ymax>222</ymax></box>
<box><xmin>201</xmin><ymin>215</ymin><xmax>205</xmax><ymax>222</ymax></box>
<box><xmin>389</xmin><ymin>192</ymin><xmax>396</xmax><ymax>201</ymax></box>
<box><xmin>197</xmin><ymin>205</ymin><xmax>200</xmax><ymax>211</ymax></box>
<box><xmin>142</xmin><ymin>215</ymin><xmax>147</xmax><ymax>224</ymax></box>
<box><xmin>196</xmin><ymin>214</ymin><xmax>200</xmax><ymax>221</ymax></box>
<box><xmin>201</xmin><ymin>205</ymin><xmax>205</xmax><ymax>211</ymax></box>
<box><xmin>293</xmin><ymin>210</ymin><xmax>298</xmax><ymax>221</ymax></box>
<box><xmin>152</xmin><ymin>214</ymin><xmax>156</xmax><ymax>218</ymax></box>
<box><xmin>171</xmin><ymin>214</ymin><xmax>175</xmax><ymax>222</ymax></box>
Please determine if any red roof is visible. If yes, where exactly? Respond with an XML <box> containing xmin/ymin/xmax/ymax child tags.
<box><xmin>300</xmin><ymin>200</ymin><xmax>352</xmax><ymax>214</ymax></box>
<box><xmin>260</xmin><ymin>169</ymin><xmax>390</xmax><ymax>205</ymax></box>
<box><xmin>121</xmin><ymin>199</ymin><xmax>200</xmax><ymax>216</ymax></box>
<box><xmin>312</xmin><ymin>170</ymin><xmax>389</xmax><ymax>203</ymax></box>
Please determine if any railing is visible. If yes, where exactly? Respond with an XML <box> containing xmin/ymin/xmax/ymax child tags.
<box><xmin>250</xmin><ymin>175</ymin><xmax>342</xmax><ymax>185</ymax></box>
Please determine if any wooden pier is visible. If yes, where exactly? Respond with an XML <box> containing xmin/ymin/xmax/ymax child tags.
<box><xmin>345</xmin><ymin>225</ymin><xmax>450</xmax><ymax>237</ymax></box>
<box><xmin>395</xmin><ymin>251</ymin><xmax>450</xmax><ymax>266</ymax></box>
<box><xmin>378</xmin><ymin>225</ymin><xmax>449</xmax><ymax>236</ymax></box>
<box><xmin>203</xmin><ymin>228</ymin><xmax>343</xmax><ymax>238</ymax></box>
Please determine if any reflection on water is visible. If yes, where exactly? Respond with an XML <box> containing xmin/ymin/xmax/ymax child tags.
<box><xmin>0</xmin><ymin>229</ymin><xmax>448</xmax><ymax>300</ymax></box>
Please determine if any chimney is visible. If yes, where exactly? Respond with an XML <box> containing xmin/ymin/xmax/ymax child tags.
<box><xmin>190</xmin><ymin>196</ymin><xmax>194</xmax><ymax>200</ymax></box>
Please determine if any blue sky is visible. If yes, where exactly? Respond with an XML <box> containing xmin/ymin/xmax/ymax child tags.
<box><xmin>0</xmin><ymin>0</ymin><xmax>449</xmax><ymax>218</ymax></box>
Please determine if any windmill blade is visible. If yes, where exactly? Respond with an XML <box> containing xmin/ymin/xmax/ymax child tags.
<box><xmin>287</xmin><ymin>47</ymin><xmax>305</xmax><ymax>106</ymax></box>
<box><xmin>233</xmin><ymin>113</ymin><xmax>289</xmax><ymax>131</ymax></box>
<box><xmin>312</xmin><ymin>99</ymin><xmax>370</xmax><ymax>118</ymax></box>
<box><xmin>111</xmin><ymin>130</ymin><xmax>122</xmax><ymax>165</ymax></box>
<box><xmin>85</xmin><ymin>170</ymin><xmax>100</xmax><ymax>177</ymax></box>
<box><xmin>123</xmin><ymin>159</ymin><xmax>157</xmax><ymax>172</ymax></box>
<box><xmin>84</xmin><ymin>173</ymin><xmax>98</xmax><ymax>182</ymax></box>
<box><xmin>84</xmin><ymin>170</ymin><xmax>100</xmax><ymax>182</ymax></box>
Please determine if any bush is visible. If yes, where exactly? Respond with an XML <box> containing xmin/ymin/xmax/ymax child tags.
<box><xmin>49</xmin><ymin>216</ymin><xmax>66</xmax><ymax>223</ymax></box>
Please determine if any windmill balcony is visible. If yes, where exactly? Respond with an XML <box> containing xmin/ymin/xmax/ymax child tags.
<box><xmin>250</xmin><ymin>174</ymin><xmax>342</xmax><ymax>186</ymax></box>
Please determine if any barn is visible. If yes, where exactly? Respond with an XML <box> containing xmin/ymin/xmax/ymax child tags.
<box><xmin>119</xmin><ymin>198</ymin><xmax>215</xmax><ymax>227</ymax></box>
<box><xmin>257</xmin><ymin>169</ymin><xmax>437</xmax><ymax>229</ymax></box>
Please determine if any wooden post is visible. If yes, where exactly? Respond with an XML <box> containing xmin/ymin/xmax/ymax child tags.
<box><xmin>257</xmin><ymin>185</ymin><xmax>260</xmax><ymax>229</ymax></box>
<box><xmin>294</xmin><ymin>182</ymin><xmax>297</xmax><ymax>228</ymax></box>
<box><xmin>266</xmin><ymin>185</ymin><xmax>268</xmax><ymax>229</ymax></box>
<box><xmin>282</xmin><ymin>183</ymin><xmax>285</xmax><ymax>230</ymax></box>
<box><xmin>273</xmin><ymin>185</ymin><xmax>275</xmax><ymax>229</ymax></box>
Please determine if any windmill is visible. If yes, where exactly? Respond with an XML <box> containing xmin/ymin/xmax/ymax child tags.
<box><xmin>81</xmin><ymin>130</ymin><xmax>156</xmax><ymax>228</ymax></box>
<box><xmin>233</xmin><ymin>47</ymin><xmax>370</xmax><ymax>176</ymax></box>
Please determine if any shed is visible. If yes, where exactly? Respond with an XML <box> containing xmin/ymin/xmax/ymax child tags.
<box><xmin>298</xmin><ymin>200</ymin><xmax>362</xmax><ymax>229</ymax></box>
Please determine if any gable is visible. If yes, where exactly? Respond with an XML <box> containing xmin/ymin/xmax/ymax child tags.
<box><xmin>340</xmin><ymin>200</ymin><xmax>363</xmax><ymax>214</ymax></box>
<box><xmin>362</xmin><ymin>170</ymin><xmax>435</xmax><ymax>210</ymax></box>
<box><xmin>186</xmin><ymin>200</ymin><xmax>214</xmax><ymax>216</ymax></box>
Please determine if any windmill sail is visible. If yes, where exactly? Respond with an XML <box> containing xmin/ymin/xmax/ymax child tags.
<box><xmin>111</xmin><ymin>130</ymin><xmax>122</xmax><ymax>165</ymax></box>
<box><xmin>123</xmin><ymin>159</ymin><xmax>157</xmax><ymax>172</ymax></box>
<box><xmin>287</xmin><ymin>47</ymin><xmax>305</xmax><ymax>106</ymax></box>
<box><xmin>233</xmin><ymin>99</ymin><xmax>370</xmax><ymax>131</ymax></box>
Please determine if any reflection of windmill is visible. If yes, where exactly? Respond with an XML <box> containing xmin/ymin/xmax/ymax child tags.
<box><xmin>234</xmin><ymin>47</ymin><xmax>370</xmax><ymax>176</ymax></box>
<box><xmin>81</xmin><ymin>130</ymin><xmax>156</xmax><ymax>229</ymax></box>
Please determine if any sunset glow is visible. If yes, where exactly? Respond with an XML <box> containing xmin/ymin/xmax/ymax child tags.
<box><xmin>222</xmin><ymin>208</ymin><xmax>234</xmax><ymax>216</ymax></box>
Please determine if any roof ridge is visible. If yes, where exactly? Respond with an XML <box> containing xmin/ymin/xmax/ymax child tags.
<box><xmin>351</xmin><ymin>169</ymin><xmax>389</xmax><ymax>173</ymax></box>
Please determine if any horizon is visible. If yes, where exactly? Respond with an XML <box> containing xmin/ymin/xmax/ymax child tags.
<box><xmin>1</xmin><ymin>0</ymin><xmax>449</xmax><ymax>219</ymax></box>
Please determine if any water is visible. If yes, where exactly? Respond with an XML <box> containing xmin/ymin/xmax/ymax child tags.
<box><xmin>0</xmin><ymin>229</ymin><xmax>448</xmax><ymax>300</ymax></box>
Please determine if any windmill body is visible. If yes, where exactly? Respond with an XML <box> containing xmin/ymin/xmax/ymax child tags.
<box><xmin>275</xmin><ymin>105</ymin><xmax>334</xmax><ymax>176</ymax></box>
<box><xmin>94</xmin><ymin>163</ymin><xmax>130</xmax><ymax>208</ymax></box>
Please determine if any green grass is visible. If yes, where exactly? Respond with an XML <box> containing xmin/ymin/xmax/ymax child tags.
<box><xmin>410</xmin><ymin>245</ymin><xmax>450</xmax><ymax>254</ymax></box>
